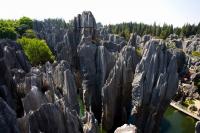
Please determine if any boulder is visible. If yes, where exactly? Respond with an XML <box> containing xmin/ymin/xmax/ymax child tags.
<box><xmin>114</xmin><ymin>124</ymin><xmax>137</xmax><ymax>133</ymax></box>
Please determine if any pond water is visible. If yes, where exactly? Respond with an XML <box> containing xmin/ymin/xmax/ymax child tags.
<box><xmin>78</xmin><ymin>96</ymin><xmax>196</xmax><ymax>133</ymax></box>
<box><xmin>161</xmin><ymin>106</ymin><xmax>197</xmax><ymax>133</ymax></box>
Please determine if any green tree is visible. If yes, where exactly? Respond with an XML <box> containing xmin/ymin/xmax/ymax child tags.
<box><xmin>23</xmin><ymin>29</ymin><xmax>37</xmax><ymax>38</ymax></box>
<box><xmin>0</xmin><ymin>27</ymin><xmax>17</xmax><ymax>40</ymax></box>
<box><xmin>0</xmin><ymin>20</ymin><xmax>18</xmax><ymax>40</ymax></box>
<box><xmin>17</xmin><ymin>17</ymin><xmax>33</xmax><ymax>35</ymax></box>
<box><xmin>17</xmin><ymin>37</ymin><xmax>55</xmax><ymax>65</ymax></box>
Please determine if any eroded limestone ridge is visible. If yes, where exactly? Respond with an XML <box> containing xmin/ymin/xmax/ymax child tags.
<box><xmin>0</xmin><ymin>11</ymin><xmax>189</xmax><ymax>133</ymax></box>
<box><xmin>131</xmin><ymin>40</ymin><xmax>179</xmax><ymax>133</ymax></box>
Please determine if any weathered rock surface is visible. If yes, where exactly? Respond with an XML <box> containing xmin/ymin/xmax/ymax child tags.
<box><xmin>77</xmin><ymin>36</ymin><xmax>97</xmax><ymax>111</ymax></box>
<box><xmin>17</xmin><ymin>61</ymin><xmax>82</xmax><ymax>133</ymax></box>
<box><xmin>0</xmin><ymin>39</ymin><xmax>31</xmax><ymax>117</ymax></box>
<box><xmin>82</xmin><ymin>111</ymin><xmax>98</xmax><ymax>133</ymax></box>
<box><xmin>114</xmin><ymin>124</ymin><xmax>137</xmax><ymax>133</ymax></box>
<box><xmin>102</xmin><ymin>44</ymin><xmax>140</xmax><ymax>131</ymax></box>
<box><xmin>1</xmin><ymin>11</ymin><xmax>196</xmax><ymax>133</ymax></box>
<box><xmin>131</xmin><ymin>40</ymin><xmax>179</xmax><ymax>133</ymax></box>
<box><xmin>22</xmin><ymin>86</ymin><xmax>48</xmax><ymax>114</ymax></box>
<box><xmin>0</xmin><ymin>39</ymin><xmax>31</xmax><ymax>72</ymax></box>
<box><xmin>195</xmin><ymin>121</ymin><xmax>200</xmax><ymax>133</ymax></box>
<box><xmin>128</xmin><ymin>33</ymin><xmax>141</xmax><ymax>47</ymax></box>
<box><xmin>29</xmin><ymin>100</ymin><xmax>82</xmax><ymax>133</ymax></box>
<box><xmin>0</xmin><ymin>97</ymin><xmax>20</xmax><ymax>133</ymax></box>
<box><xmin>33</xmin><ymin>19</ymin><xmax>68</xmax><ymax>52</ymax></box>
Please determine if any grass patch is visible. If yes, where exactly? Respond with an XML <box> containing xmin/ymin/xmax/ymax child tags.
<box><xmin>182</xmin><ymin>99</ymin><xmax>195</xmax><ymax>107</ymax></box>
<box><xmin>136</xmin><ymin>47</ymin><xmax>142</xmax><ymax>57</ymax></box>
<box><xmin>192</xmin><ymin>51</ymin><xmax>200</xmax><ymax>57</ymax></box>
<box><xmin>77</xmin><ymin>95</ymin><xmax>85</xmax><ymax>117</ymax></box>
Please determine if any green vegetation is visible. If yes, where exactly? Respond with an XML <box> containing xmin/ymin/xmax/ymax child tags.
<box><xmin>192</xmin><ymin>51</ymin><xmax>200</xmax><ymax>57</ymax></box>
<box><xmin>108</xmin><ymin>22</ymin><xmax>200</xmax><ymax>40</ymax></box>
<box><xmin>23</xmin><ymin>29</ymin><xmax>37</xmax><ymax>38</ymax></box>
<box><xmin>0</xmin><ymin>27</ymin><xmax>17</xmax><ymax>40</ymax></box>
<box><xmin>136</xmin><ymin>47</ymin><xmax>142</xmax><ymax>57</ymax></box>
<box><xmin>77</xmin><ymin>95</ymin><xmax>85</xmax><ymax>117</ymax></box>
<box><xmin>17</xmin><ymin>37</ymin><xmax>55</xmax><ymax>65</ymax></box>
<box><xmin>166</xmin><ymin>42</ymin><xmax>177</xmax><ymax>49</ymax></box>
<box><xmin>0</xmin><ymin>17</ymin><xmax>33</xmax><ymax>40</ymax></box>
<box><xmin>182</xmin><ymin>99</ymin><xmax>195</xmax><ymax>107</ymax></box>
<box><xmin>98</xmin><ymin>126</ymin><xmax>107</xmax><ymax>133</ymax></box>
<box><xmin>17</xmin><ymin>17</ymin><xmax>33</xmax><ymax>35</ymax></box>
<box><xmin>0</xmin><ymin>20</ymin><xmax>18</xmax><ymax>40</ymax></box>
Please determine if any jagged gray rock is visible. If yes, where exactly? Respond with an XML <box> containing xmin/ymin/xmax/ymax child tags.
<box><xmin>29</xmin><ymin>100</ymin><xmax>82</xmax><ymax>133</ymax></box>
<box><xmin>18</xmin><ymin>60</ymin><xmax>81</xmax><ymax>133</ymax></box>
<box><xmin>128</xmin><ymin>33</ymin><xmax>141</xmax><ymax>47</ymax></box>
<box><xmin>0</xmin><ymin>39</ymin><xmax>30</xmax><ymax>117</ymax></box>
<box><xmin>74</xmin><ymin>11</ymin><xmax>97</xmax><ymax>41</ymax></box>
<box><xmin>82</xmin><ymin>112</ymin><xmax>98</xmax><ymax>133</ymax></box>
<box><xmin>77</xmin><ymin>36</ymin><xmax>97</xmax><ymax>111</ymax></box>
<box><xmin>195</xmin><ymin>121</ymin><xmax>200</xmax><ymax>133</ymax></box>
<box><xmin>0</xmin><ymin>40</ymin><xmax>31</xmax><ymax>72</ymax></box>
<box><xmin>114</xmin><ymin>124</ymin><xmax>137</xmax><ymax>133</ymax></box>
<box><xmin>63</xmin><ymin>69</ymin><xmax>79</xmax><ymax>112</ymax></box>
<box><xmin>0</xmin><ymin>97</ymin><xmax>20</xmax><ymax>133</ymax></box>
<box><xmin>131</xmin><ymin>39</ymin><xmax>179</xmax><ymax>133</ymax></box>
<box><xmin>22</xmin><ymin>86</ymin><xmax>48</xmax><ymax>114</ymax></box>
<box><xmin>102</xmin><ymin>44</ymin><xmax>140</xmax><ymax>131</ymax></box>
<box><xmin>184</xmin><ymin>36</ymin><xmax>200</xmax><ymax>53</ymax></box>
<box><xmin>33</xmin><ymin>19</ymin><xmax>68</xmax><ymax>52</ymax></box>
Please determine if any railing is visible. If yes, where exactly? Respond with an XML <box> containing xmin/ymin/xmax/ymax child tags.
<box><xmin>170</xmin><ymin>100</ymin><xmax>200</xmax><ymax>120</ymax></box>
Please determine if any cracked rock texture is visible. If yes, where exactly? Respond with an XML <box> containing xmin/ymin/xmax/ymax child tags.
<box><xmin>131</xmin><ymin>40</ymin><xmax>179</xmax><ymax>133</ymax></box>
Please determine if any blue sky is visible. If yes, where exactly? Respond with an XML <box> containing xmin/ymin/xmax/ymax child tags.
<box><xmin>0</xmin><ymin>0</ymin><xmax>199</xmax><ymax>27</ymax></box>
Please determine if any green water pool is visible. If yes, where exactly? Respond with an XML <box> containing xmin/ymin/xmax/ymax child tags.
<box><xmin>161</xmin><ymin>106</ymin><xmax>197</xmax><ymax>133</ymax></box>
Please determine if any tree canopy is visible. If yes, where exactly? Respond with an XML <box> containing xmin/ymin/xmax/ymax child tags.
<box><xmin>108</xmin><ymin>22</ymin><xmax>200</xmax><ymax>40</ymax></box>
<box><xmin>0</xmin><ymin>17</ymin><xmax>33</xmax><ymax>40</ymax></box>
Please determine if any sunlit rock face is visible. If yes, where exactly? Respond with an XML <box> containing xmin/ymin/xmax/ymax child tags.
<box><xmin>131</xmin><ymin>40</ymin><xmax>179</xmax><ymax>133</ymax></box>
<box><xmin>114</xmin><ymin>124</ymin><xmax>137</xmax><ymax>133</ymax></box>
<box><xmin>101</xmin><ymin>44</ymin><xmax>140</xmax><ymax>132</ymax></box>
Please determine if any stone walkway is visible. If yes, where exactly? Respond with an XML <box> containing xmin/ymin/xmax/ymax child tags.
<box><xmin>170</xmin><ymin>100</ymin><xmax>200</xmax><ymax>120</ymax></box>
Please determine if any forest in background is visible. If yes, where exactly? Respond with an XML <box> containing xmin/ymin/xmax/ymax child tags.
<box><xmin>107</xmin><ymin>22</ymin><xmax>200</xmax><ymax>40</ymax></box>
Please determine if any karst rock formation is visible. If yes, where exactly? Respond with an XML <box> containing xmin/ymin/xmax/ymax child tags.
<box><xmin>0</xmin><ymin>11</ymin><xmax>186</xmax><ymax>133</ymax></box>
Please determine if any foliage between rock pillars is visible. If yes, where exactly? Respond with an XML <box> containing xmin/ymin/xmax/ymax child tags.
<box><xmin>17</xmin><ymin>37</ymin><xmax>55</xmax><ymax>65</ymax></box>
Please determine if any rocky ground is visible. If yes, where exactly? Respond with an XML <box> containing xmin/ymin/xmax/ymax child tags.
<box><xmin>0</xmin><ymin>11</ymin><xmax>200</xmax><ymax>133</ymax></box>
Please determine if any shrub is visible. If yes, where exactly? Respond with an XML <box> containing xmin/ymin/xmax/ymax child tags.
<box><xmin>0</xmin><ymin>27</ymin><xmax>17</xmax><ymax>40</ymax></box>
<box><xmin>192</xmin><ymin>51</ymin><xmax>200</xmax><ymax>57</ymax></box>
<box><xmin>136</xmin><ymin>47</ymin><xmax>142</xmax><ymax>57</ymax></box>
<box><xmin>17</xmin><ymin>37</ymin><xmax>55</xmax><ymax>65</ymax></box>
<box><xmin>17</xmin><ymin>17</ymin><xmax>33</xmax><ymax>35</ymax></box>
<box><xmin>0</xmin><ymin>20</ymin><xmax>18</xmax><ymax>40</ymax></box>
<box><xmin>23</xmin><ymin>29</ymin><xmax>37</xmax><ymax>38</ymax></box>
<box><xmin>18</xmin><ymin>17</ymin><xmax>33</xmax><ymax>29</ymax></box>
<box><xmin>183</xmin><ymin>99</ymin><xmax>194</xmax><ymax>107</ymax></box>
